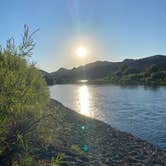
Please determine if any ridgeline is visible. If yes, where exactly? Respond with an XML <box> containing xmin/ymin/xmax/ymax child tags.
<box><xmin>41</xmin><ymin>55</ymin><xmax>166</xmax><ymax>86</ymax></box>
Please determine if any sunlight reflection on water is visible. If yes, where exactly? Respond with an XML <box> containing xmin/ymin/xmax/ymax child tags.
<box><xmin>79</xmin><ymin>85</ymin><xmax>93</xmax><ymax>117</ymax></box>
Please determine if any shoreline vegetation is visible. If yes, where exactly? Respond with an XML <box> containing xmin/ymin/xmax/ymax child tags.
<box><xmin>0</xmin><ymin>26</ymin><xmax>166</xmax><ymax>165</ymax></box>
<box><xmin>41</xmin><ymin>55</ymin><xmax>166</xmax><ymax>86</ymax></box>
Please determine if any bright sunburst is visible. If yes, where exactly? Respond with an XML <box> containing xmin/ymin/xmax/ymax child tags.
<box><xmin>75</xmin><ymin>46</ymin><xmax>88</xmax><ymax>57</ymax></box>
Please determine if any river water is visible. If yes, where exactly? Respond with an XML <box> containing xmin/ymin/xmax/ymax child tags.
<box><xmin>49</xmin><ymin>84</ymin><xmax>166</xmax><ymax>150</ymax></box>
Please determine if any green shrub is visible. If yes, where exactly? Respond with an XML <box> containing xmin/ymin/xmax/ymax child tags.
<box><xmin>0</xmin><ymin>25</ymin><xmax>49</xmax><ymax>165</ymax></box>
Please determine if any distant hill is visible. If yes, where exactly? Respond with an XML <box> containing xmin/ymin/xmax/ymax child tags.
<box><xmin>42</xmin><ymin>55</ymin><xmax>166</xmax><ymax>85</ymax></box>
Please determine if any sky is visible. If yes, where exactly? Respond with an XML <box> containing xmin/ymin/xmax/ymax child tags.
<box><xmin>0</xmin><ymin>0</ymin><xmax>166</xmax><ymax>72</ymax></box>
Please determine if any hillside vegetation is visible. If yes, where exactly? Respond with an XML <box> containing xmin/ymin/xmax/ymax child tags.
<box><xmin>43</xmin><ymin>55</ymin><xmax>166</xmax><ymax>86</ymax></box>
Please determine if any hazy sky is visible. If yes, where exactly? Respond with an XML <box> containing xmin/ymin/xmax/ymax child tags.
<box><xmin>0</xmin><ymin>0</ymin><xmax>166</xmax><ymax>72</ymax></box>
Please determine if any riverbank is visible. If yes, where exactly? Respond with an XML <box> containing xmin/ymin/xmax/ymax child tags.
<box><xmin>40</xmin><ymin>99</ymin><xmax>166</xmax><ymax>165</ymax></box>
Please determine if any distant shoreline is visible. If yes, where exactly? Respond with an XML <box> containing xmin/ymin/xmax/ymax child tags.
<box><xmin>48</xmin><ymin>81</ymin><xmax>166</xmax><ymax>87</ymax></box>
<box><xmin>42</xmin><ymin>55</ymin><xmax>166</xmax><ymax>86</ymax></box>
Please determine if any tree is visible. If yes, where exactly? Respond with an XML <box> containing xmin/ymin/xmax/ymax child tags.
<box><xmin>147</xmin><ymin>64</ymin><xmax>158</xmax><ymax>73</ymax></box>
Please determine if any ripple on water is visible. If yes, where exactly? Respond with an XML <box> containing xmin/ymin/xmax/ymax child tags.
<box><xmin>49</xmin><ymin>85</ymin><xmax>166</xmax><ymax>150</ymax></box>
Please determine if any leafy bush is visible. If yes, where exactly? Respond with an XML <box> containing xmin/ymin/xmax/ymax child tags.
<box><xmin>0</xmin><ymin>25</ymin><xmax>49</xmax><ymax>165</ymax></box>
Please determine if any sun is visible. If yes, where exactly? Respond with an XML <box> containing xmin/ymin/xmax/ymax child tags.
<box><xmin>75</xmin><ymin>46</ymin><xmax>88</xmax><ymax>57</ymax></box>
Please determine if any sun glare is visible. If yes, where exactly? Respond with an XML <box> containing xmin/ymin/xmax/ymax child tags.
<box><xmin>75</xmin><ymin>47</ymin><xmax>88</xmax><ymax>57</ymax></box>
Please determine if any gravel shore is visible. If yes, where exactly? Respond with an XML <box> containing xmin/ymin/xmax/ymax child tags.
<box><xmin>43</xmin><ymin>99</ymin><xmax>166</xmax><ymax>166</ymax></box>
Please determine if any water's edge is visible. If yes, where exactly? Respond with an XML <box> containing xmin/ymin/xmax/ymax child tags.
<box><xmin>49</xmin><ymin>84</ymin><xmax>166</xmax><ymax>150</ymax></box>
<box><xmin>51</xmin><ymin>98</ymin><xmax>166</xmax><ymax>153</ymax></box>
<box><xmin>48</xmin><ymin>98</ymin><xmax>166</xmax><ymax>165</ymax></box>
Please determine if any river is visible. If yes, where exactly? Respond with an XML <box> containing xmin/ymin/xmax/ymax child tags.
<box><xmin>49</xmin><ymin>84</ymin><xmax>166</xmax><ymax>150</ymax></box>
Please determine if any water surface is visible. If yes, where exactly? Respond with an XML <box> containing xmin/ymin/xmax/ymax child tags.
<box><xmin>49</xmin><ymin>84</ymin><xmax>166</xmax><ymax>150</ymax></box>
